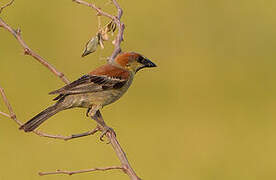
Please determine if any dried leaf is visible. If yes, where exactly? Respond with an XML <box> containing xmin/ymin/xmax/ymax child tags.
<box><xmin>82</xmin><ymin>35</ymin><xmax>99</xmax><ymax>57</ymax></box>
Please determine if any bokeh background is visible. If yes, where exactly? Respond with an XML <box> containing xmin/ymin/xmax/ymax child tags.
<box><xmin>1</xmin><ymin>0</ymin><xmax>276</xmax><ymax>179</ymax></box>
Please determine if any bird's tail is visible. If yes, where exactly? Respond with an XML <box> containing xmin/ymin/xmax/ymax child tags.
<box><xmin>19</xmin><ymin>104</ymin><xmax>63</xmax><ymax>132</ymax></box>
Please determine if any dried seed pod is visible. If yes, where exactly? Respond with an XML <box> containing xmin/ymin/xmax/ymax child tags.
<box><xmin>98</xmin><ymin>33</ymin><xmax>105</xmax><ymax>49</ymax></box>
<box><xmin>81</xmin><ymin>34</ymin><xmax>99</xmax><ymax>57</ymax></box>
<box><xmin>107</xmin><ymin>21</ymin><xmax>113</xmax><ymax>32</ymax></box>
<box><xmin>101</xmin><ymin>32</ymin><xmax>109</xmax><ymax>41</ymax></box>
<box><xmin>107</xmin><ymin>21</ymin><xmax>116</xmax><ymax>33</ymax></box>
<box><xmin>111</xmin><ymin>22</ymin><xmax>116</xmax><ymax>32</ymax></box>
<box><xmin>100</xmin><ymin>26</ymin><xmax>109</xmax><ymax>41</ymax></box>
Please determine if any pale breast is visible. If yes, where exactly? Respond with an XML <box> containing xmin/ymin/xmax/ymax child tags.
<box><xmin>101</xmin><ymin>74</ymin><xmax>134</xmax><ymax>106</ymax></box>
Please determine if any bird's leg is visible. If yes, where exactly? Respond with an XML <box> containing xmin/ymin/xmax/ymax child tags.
<box><xmin>90</xmin><ymin>110</ymin><xmax>116</xmax><ymax>141</ymax></box>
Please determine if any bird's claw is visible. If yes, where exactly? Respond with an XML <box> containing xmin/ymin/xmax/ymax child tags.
<box><xmin>100</xmin><ymin>126</ymin><xmax>116</xmax><ymax>142</ymax></box>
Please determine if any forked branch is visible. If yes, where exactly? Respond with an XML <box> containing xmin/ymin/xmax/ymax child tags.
<box><xmin>0</xmin><ymin>0</ymin><xmax>141</xmax><ymax>180</ymax></box>
<box><xmin>73</xmin><ymin>0</ymin><xmax>125</xmax><ymax>62</ymax></box>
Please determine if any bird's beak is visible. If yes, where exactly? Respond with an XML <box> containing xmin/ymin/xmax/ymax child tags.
<box><xmin>144</xmin><ymin>58</ymin><xmax>157</xmax><ymax>68</ymax></box>
<box><xmin>136</xmin><ymin>59</ymin><xmax>157</xmax><ymax>73</ymax></box>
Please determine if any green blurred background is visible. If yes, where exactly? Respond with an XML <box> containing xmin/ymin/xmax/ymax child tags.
<box><xmin>1</xmin><ymin>0</ymin><xmax>276</xmax><ymax>179</ymax></box>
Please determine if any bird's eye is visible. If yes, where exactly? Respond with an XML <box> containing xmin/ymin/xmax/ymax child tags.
<box><xmin>137</xmin><ymin>56</ymin><xmax>144</xmax><ymax>63</ymax></box>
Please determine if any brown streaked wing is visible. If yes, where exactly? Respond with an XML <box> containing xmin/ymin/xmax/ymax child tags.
<box><xmin>49</xmin><ymin>74</ymin><xmax>127</xmax><ymax>95</ymax></box>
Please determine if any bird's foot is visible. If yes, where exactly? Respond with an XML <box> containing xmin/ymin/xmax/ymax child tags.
<box><xmin>100</xmin><ymin>126</ymin><xmax>116</xmax><ymax>142</ymax></box>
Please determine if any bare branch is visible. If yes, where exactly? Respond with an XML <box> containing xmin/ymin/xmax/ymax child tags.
<box><xmin>109</xmin><ymin>0</ymin><xmax>125</xmax><ymax>62</ymax></box>
<box><xmin>39</xmin><ymin>166</ymin><xmax>123</xmax><ymax>176</ymax></box>
<box><xmin>35</xmin><ymin>127</ymin><xmax>99</xmax><ymax>140</ymax></box>
<box><xmin>112</xmin><ymin>0</ymin><xmax>123</xmax><ymax>19</ymax></box>
<box><xmin>0</xmin><ymin>86</ymin><xmax>19</xmax><ymax>123</ymax></box>
<box><xmin>72</xmin><ymin>0</ymin><xmax>115</xmax><ymax>20</ymax></box>
<box><xmin>0</xmin><ymin>0</ymin><xmax>14</xmax><ymax>14</ymax></box>
<box><xmin>0</xmin><ymin>18</ymin><xmax>70</xmax><ymax>84</ymax></box>
<box><xmin>0</xmin><ymin>111</ymin><xmax>10</xmax><ymax>118</ymax></box>
<box><xmin>0</xmin><ymin>86</ymin><xmax>100</xmax><ymax>140</ymax></box>
<box><xmin>72</xmin><ymin>0</ymin><xmax>125</xmax><ymax>63</ymax></box>
<box><xmin>106</xmin><ymin>132</ymin><xmax>142</xmax><ymax>180</ymax></box>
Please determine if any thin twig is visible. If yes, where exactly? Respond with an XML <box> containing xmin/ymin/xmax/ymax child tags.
<box><xmin>0</xmin><ymin>0</ymin><xmax>14</xmax><ymax>14</ymax></box>
<box><xmin>0</xmin><ymin>85</ymin><xmax>99</xmax><ymax>140</ymax></box>
<box><xmin>72</xmin><ymin>0</ymin><xmax>125</xmax><ymax>63</ymax></box>
<box><xmin>0</xmin><ymin>18</ymin><xmax>70</xmax><ymax>84</ymax></box>
<box><xmin>0</xmin><ymin>111</ymin><xmax>10</xmax><ymax>118</ymax></box>
<box><xmin>109</xmin><ymin>0</ymin><xmax>125</xmax><ymax>62</ymax></box>
<box><xmin>72</xmin><ymin>0</ymin><xmax>115</xmax><ymax>20</ymax></box>
<box><xmin>39</xmin><ymin>166</ymin><xmax>123</xmax><ymax>176</ymax></box>
<box><xmin>106</xmin><ymin>132</ymin><xmax>142</xmax><ymax>180</ymax></box>
<box><xmin>35</xmin><ymin>127</ymin><xmax>99</xmax><ymax>140</ymax></box>
<box><xmin>0</xmin><ymin>86</ymin><xmax>19</xmax><ymax>123</ymax></box>
<box><xmin>112</xmin><ymin>0</ymin><xmax>123</xmax><ymax>19</ymax></box>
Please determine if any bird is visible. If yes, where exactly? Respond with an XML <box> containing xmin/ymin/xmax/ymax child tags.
<box><xmin>19</xmin><ymin>52</ymin><xmax>156</xmax><ymax>140</ymax></box>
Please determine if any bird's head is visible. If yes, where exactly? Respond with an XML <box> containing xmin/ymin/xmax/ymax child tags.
<box><xmin>114</xmin><ymin>52</ymin><xmax>157</xmax><ymax>73</ymax></box>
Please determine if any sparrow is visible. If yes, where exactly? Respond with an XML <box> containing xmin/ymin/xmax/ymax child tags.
<box><xmin>19</xmin><ymin>52</ymin><xmax>156</xmax><ymax>140</ymax></box>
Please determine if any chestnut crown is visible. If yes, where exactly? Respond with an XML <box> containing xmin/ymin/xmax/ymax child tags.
<box><xmin>114</xmin><ymin>52</ymin><xmax>156</xmax><ymax>73</ymax></box>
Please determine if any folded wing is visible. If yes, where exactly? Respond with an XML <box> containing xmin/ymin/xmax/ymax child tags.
<box><xmin>49</xmin><ymin>75</ymin><xmax>127</xmax><ymax>95</ymax></box>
